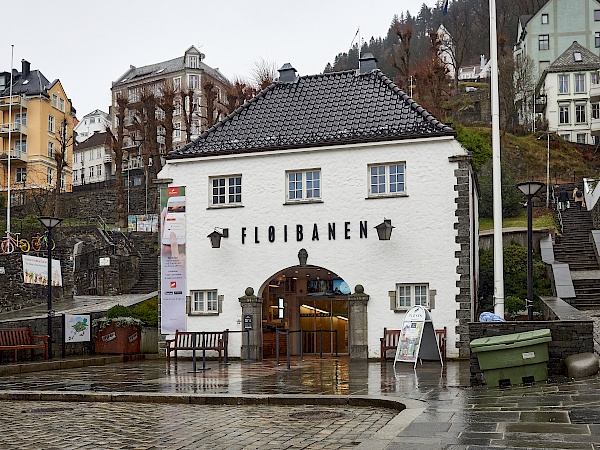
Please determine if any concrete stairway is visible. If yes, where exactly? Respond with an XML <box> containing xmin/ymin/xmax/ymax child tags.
<box><xmin>129</xmin><ymin>235</ymin><xmax>158</xmax><ymax>294</ymax></box>
<box><xmin>552</xmin><ymin>193</ymin><xmax>600</xmax><ymax>308</ymax></box>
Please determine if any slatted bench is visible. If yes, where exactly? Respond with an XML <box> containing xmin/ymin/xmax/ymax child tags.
<box><xmin>380</xmin><ymin>327</ymin><xmax>447</xmax><ymax>361</ymax></box>
<box><xmin>166</xmin><ymin>330</ymin><xmax>227</xmax><ymax>363</ymax></box>
<box><xmin>0</xmin><ymin>326</ymin><xmax>49</xmax><ymax>362</ymax></box>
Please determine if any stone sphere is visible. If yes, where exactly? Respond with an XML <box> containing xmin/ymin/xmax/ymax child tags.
<box><xmin>245</xmin><ymin>287</ymin><xmax>254</xmax><ymax>296</ymax></box>
<box><xmin>355</xmin><ymin>284</ymin><xmax>364</xmax><ymax>294</ymax></box>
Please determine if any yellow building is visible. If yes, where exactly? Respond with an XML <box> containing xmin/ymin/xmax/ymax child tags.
<box><xmin>0</xmin><ymin>59</ymin><xmax>76</xmax><ymax>206</ymax></box>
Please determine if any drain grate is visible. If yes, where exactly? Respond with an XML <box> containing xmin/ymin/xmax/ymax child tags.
<box><xmin>289</xmin><ymin>410</ymin><xmax>345</xmax><ymax>420</ymax></box>
<box><xmin>23</xmin><ymin>407</ymin><xmax>74</xmax><ymax>414</ymax></box>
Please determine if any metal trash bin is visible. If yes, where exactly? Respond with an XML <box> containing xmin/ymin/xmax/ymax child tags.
<box><xmin>470</xmin><ymin>329</ymin><xmax>552</xmax><ymax>387</ymax></box>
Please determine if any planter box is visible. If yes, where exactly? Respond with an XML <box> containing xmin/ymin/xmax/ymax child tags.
<box><xmin>95</xmin><ymin>323</ymin><xmax>141</xmax><ymax>354</ymax></box>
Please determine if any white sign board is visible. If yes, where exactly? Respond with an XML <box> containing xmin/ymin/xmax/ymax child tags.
<box><xmin>99</xmin><ymin>257</ymin><xmax>110</xmax><ymax>267</ymax></box>
<box><xmin>22</xmin><ymin>254</ymin><xmax>63</xmax><ymax>286</ymax></box>
<box><xmin>394</xmin><ymin>306</ymin><xmax>442</xmax><ymax>368</ymax></box>
<box><xmin>64</xmin><ymin>314</ymin><xmax>91</xmax><ymax>342</ymax></box>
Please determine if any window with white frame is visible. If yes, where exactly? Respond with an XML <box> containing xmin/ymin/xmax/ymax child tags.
<box><xmin>60</xmin><ymin>174</ymin><xmax>65</xmax><ymax>190</ymax></box>
<box><xmin>575</xmin><ymin>104</ymin><xmax>586</xmax><ymax>123</ymax></box>
<box><xmin>59</xmin><ymin>97</ymin><xmax>65</xmax><ymax>112</ymax></box>
<box><xmin>47</xmin><ymin>168</ymin><xmax>54</xmax><ymax>185</ymax></box>
<box><xmin>173</xmin><ymin>77</ymin><xmax>181</xmax><ymax>92</ymax></box>
<box><xmin>73</xmin><ymin>170</ymin><xmax>78</xmax><ymax>183</ymax></box>
<box><xmin>48</xmin><ymin>114</ymin><xmax>55</xmax><ymax>133</ymax></box>
<box><xmin>210</xmin><ymin>175</ymin><xmax>242</xmax><ymax>206</ymax></box>
<box><xmin>173</xmin><ymin>122</ymin><xmax>181</xmax><ymax>138</ymax></box>
<box><xmin>47</xmin><ymin>141</ymin><xmax>55</xmax><ymax>158</ymax></box>
<box><xmin>191</xmin><ymin>290</ymin><xmax>219</xmax><ymax>313</ymax></box>
<box><xmin>396</xmin><ymin>283</ymin><xmax>429</xmax><ymax>309</ymax></box>
<box><xmin>286</xmin><ymin>169</ymin><xmax>321</xmax><ymax>202</ymax></box>
<box><xmin>541</xmin><ymin>13</ymin><xmax>548</xmax><ymax>24</ymax></box>
<box><xmin>191</xmin><ymin>120</ymin><xmax>200</xmax><ymax>135</ymax></box>
<box><xmin>577</xmin><ymin>133</ymin><xmax>586</xmax><ymax>144</ymax></box>
<box><xmin>593</xmin><ymin>72</ymin><xmax>599</xmax><ymax>85</ymax></box>
<box><xmin>15</xmin><ymin>113</ymin><xmax>27</xmax><ymax>127</ymax></box>
<box><xmin>558</xmin><ymin>74</ymin><xmax>569</xmax><ymax>94</ymax></box>
<box><xmin>369</xmin><ymin>163</ymin><xmax>405</xmax><ymax>196</ymax></box>
<box><xmin>593</xmin><ymin>103</ymin><xmax>600</xmax><ymax>119</ymax></box>
<box><xmin>189</xmin><ymin>75</ymin><xmax>199</xmax><ymax>89</ymax></box>
<box><xmin>539</xmin><ymin>35</ymin><xmax>549</xmax><ymax>50</ymax></box>
<box><xmin>174</xmin><ymin>100</ymin><xmax>181</xmax><ymax>116</ymax></box>
<box><xmin>188</xmin><ymin>55</ymin><xmax>198</xmax><ymax>69</ymax></box>
<box><xmin>14</xmin><ymin>140</ymin><xmax>26</xmax><ymax>154</ymax></box>
<box><xmin>97</xmin><ymin>165</ymin><xmax>102</xmax><ymax>178</ymax></box>
<box><xmin>561</xmin><ymin>134</ymin><xmax>570</xmax><ymax>141</ymax></box>
<box><xmin>52</xmin><ymin>94</ymin><xmax>58</xmax><ymax>108</ymax></box>
<box><xmin>15</xmin><ymin>167</ymin><xmax>26</xmax><ymax>183</ymax></box>
<box><xmin>574</xmin><ymin>74</ymin><xmax>586</xmax><ymax>93</ymax></box>
<box><xmin>89</xmin><ymin>166</ymin><xmax>94</xmax><ymax>178</ymax></box>
<box><xmin>192</xmin><ymin>97</ymin><xmax>200</xmax><ymax>112</ymax></box>
<box><xmin>559</xmin><ymin>104</ymin><xmax>570</xmax><ymax>124</ymax></box>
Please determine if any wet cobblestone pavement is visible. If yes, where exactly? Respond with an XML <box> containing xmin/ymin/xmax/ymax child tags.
<box><xmin>0</xmin><ymin>357</ymin><xmax>598</xmax><ymax>449</ymax></box>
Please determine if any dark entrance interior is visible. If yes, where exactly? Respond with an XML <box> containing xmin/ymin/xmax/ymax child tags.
<box><xmin>260</xmin><ymin>265</ymin><xmax>350</xmax><ymax>358</ymax></box>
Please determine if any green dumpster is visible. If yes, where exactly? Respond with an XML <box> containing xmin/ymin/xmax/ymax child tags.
<box><xmin>470</xmin><ymin>329</ymin><xmax>552</xmax><ymax>387</ymax></box>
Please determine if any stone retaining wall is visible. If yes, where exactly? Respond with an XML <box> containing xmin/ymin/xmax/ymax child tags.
<box><xmin>469</xmin><ymin>296</ymin><xmax>594</xmax><ymax>385</ymax></box>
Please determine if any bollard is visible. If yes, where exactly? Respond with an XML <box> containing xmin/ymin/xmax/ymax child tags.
<box><xmin>276</xmin><ymin>329</ymin><xmax>280</xmax><ymax>366</ymax></box>
<box><xmin>319</xmin><ymin>330</ymin><xmax>323</xmax><ymax>359</ymax></box>
<box><xmin>286</xmin><ymin>330</ymin><xmax>291</xmax><ymax>370</ymax></box>
<box><xmin>300</xmin><ymin>330</ymin><xmax>304</xmax><ymax>361</ymax></box>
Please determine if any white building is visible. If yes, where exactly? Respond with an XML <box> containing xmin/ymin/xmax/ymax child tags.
<box><xmin>72</xmin><ymin>131</ymin><xmax>113</xmax><ymax>186</ymax></box>
<box><xmin>74</xmin><ymin>109</ymin><xmax>110</xmax><ymax>143</ymax></box>
<box><xmin>157</xmin><ymin>54</ymin><xmax>479</xmax><ymax>360</ymax></box>
<box><xmin>537</xmin><ymin>41</ymin><xmax>600</xmax><ymax>144</ymax></box>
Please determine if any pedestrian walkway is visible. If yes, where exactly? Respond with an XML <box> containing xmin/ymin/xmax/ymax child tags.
<box><xmin>0</xmin><ymin>356</ymin><xmax>598</xmax><ymax>449</ymax></box>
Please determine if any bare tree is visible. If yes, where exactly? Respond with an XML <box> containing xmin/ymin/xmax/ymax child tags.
<box><xmin>441</xmin><ymin>0</ymin><xmax>473</xmax><ymax>93</ymax></box>
<box><xmin>51</xmin><ymin>117</ymin><xmax>74</xmax><ymax>216</ymax></box>
<box><xmin>107</xmin><ymin>94</ymin><xmax>128</xmax><ymax>228</ymax></box>
<box><xmin>159</xmin><ymin>81</ymin><xmax>175</xmax><ymax>156</ymax></box>
<box><xmin>391</xmin><ymin>20</ymin><xmax>413</xmax><ymax>89</ymax></box>
<box><xmin>249</xmin><ymin>57</ymin><xmax>277</xmax><ymax>91</ymax></box>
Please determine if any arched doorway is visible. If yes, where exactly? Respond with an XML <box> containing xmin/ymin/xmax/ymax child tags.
<box><xmin>259</xmin><ymin>265</ymin><xmax>351</xmax><ymax>358</ymax></box>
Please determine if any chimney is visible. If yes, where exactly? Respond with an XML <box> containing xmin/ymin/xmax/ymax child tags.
<box><xmin>358</xmin><ymin>53</ymin><xmax>378</xmax><ymax>74</ymax></box>
<box><xmin>21</xmin><ymin>59</ymin><xmax>31</xmax><ymax>77</ymax></box>
<box><xmin>278</xmin><ymin>63</ymin><xmax>298</xmax><ymax>83</ymax></box>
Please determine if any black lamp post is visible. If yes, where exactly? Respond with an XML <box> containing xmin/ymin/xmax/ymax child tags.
<box><xmin>516</xmin><ymin>182</ymin><xmax>544</xmax><ymax>320</ymax></box>
<box><xmin>38</xmin><ymin>216</ymin><xmax>62</xmax><ymax>359</ymax></box>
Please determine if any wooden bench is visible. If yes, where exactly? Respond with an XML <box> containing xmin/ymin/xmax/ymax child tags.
<box><xmin>166</xmin><ymin>330</ymin><xmax>227</xmax><ymax>363</ymax></box>
<box><xmin>380</xmin><ymin>327</ymin><xmax>447</xmax><ymax>362</ymax></box>
<box><xmin>0</xmin><ymin>327</ymin><xmax>49</xmax><ymax>362</ymax></box>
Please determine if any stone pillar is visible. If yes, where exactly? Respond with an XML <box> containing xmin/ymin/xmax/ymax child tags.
<box><xmin>239</xmin><ymin>287</ymin><xmax>263</xmax><ymax>361</ymax></box>
<box><xmin>348</xmin><ymin>284</ymin><xmax>369</xmax><ymax>360</ymax></box>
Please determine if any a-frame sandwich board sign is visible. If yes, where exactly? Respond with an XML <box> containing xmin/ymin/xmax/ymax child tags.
<box><xmin>393</xmin><ymin>305</ymin><xmax>443</xmax><ymax>369</ymax></box>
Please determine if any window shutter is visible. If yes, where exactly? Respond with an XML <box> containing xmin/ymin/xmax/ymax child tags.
<box><xmin>186</xmin><ymin>295</ymin><xmax>191</xmax><ymax>314</ymax></box>
<box><xmin>389</xmin><ymin>291</ymin><xmax>396</xmax><ymax>310</ymax></box>
<box><xmin>429</xmin><ymin>289</ymin><xmax>436</xmax><ymax>310</ymax></box>
<box><xmin>218</xmin><ymin>295</ymin><xmax>224</xmax><ymax>314</ymax></box>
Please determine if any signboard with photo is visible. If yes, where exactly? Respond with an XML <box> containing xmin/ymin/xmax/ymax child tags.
<box><xmin>64</xmin><ymin>314</ymin><xmax>91</xmax><ymax>343</ymax></box>
<box><xmin>22</xmin><ymin>254</ymin><xmax>62</xmax><ymax>286</ymax></box>
<box><xmin>394</xmin><ymin>305</ymin><xmax>443</xmax><ymax>368</ymax></box>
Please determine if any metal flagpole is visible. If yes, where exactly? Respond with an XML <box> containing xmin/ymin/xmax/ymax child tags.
<box><xmin>489</xmin><ymin>0</ymin><xmax>504</xmax><ymax>317</ymax></box>
<box><xmin>6</xmin><ymin>45</ymin><xmax>14</xmax><ymax>237</ymax></box>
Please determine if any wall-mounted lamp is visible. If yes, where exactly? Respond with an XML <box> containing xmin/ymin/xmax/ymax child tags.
<box><xmin>374</xmin><ymin>218</ymin><xmax>394</xmax><ymax>240</ymax></box>
<box><xmin>207</xmin><ymin>227</ymin><xmax>229</xmax><ymax>248</ymax></box>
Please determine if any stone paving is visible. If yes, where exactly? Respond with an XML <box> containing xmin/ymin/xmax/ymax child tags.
<box><xmin>0</xmin><ymin>357</ymin><xmax>599</xmax><ymax>449</ymax></box>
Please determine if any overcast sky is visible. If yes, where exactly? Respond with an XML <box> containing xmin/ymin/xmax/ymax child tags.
<box><xmin>3</xmin><ymin>0</ymin><xmax>441</xmax><ymax>117</ymax></box>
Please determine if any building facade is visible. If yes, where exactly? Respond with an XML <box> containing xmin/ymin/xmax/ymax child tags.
<box><xmin>72</xmin><ymin>131</ymin><xmax>113</xmax><ymax>186</ymax></box>
<box><xmin>537</xmin><ymin>42</ymin><xmax>600</xmax><ymax>144</ymax></box>
<box><xmin>74</xmin><ymin>109</ymin><xmax>110</xmax><ymax>143</ymax></box>
<box><xmin>0</xmin><ymin>59</ymin><xmax>76</xmax><ymax>204</ymax></box>
<box><xmin>157</xmin><ymin>55</ymin><xmax>479</xmax><ymax>360</ymax></box>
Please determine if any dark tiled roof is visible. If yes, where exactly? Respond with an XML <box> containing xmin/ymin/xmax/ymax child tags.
<box><xmin>76</xmin><ymin>131</ymin><xmax>110</xmax><ymax>150</ymax></box>
<box><xmin>547</xmin><ymin>41</ymin><xmax>600</xmax><ymax>72</ymax></box>
<box><xmin>169</xmin><ymin>69</ymin><xmax>454</xmax><ymax>158</ymax></box>
<box><xmin>0</xmin><ymin>69</ymin><xmax>51</xmax><ymax>97</ymax></box>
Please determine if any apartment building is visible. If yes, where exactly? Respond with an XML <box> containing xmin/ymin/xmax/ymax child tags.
<box><xmin>0</xmin><ymin>59</ymin><xmax>76</xmax><ymax>204</ymax></box>
<box><xmin>74</xmin><ymin>109</ymin><xmax>110</xmax><ymax>143</ymax></box>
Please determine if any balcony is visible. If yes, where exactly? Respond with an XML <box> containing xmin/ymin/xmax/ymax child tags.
<box><xmin>591</xmin><ymin>117</ymin><xmax>600</xmax><ymax>136</ymax></box>
<box><xmin>0</xmin><ymin>122</ymin><xmax>27</xmax><ymax>137</ymax></box>
<box><xmin>0</xmin><ymin>96</ymin><xmax>27</xmax><ymax>111</ymax></box>
<box><xmin>0</xmin><ymin>149</ymin><xmax>28</xmax><ymax>163</ymax></box>
<box><xmin>590</xmin><ymin>84</ymin><xmax>600</xmax><ymax>103</ymax></box>
<box><xmin>104</xmin><ymin>154</ymin><xmax>113</xmax><ymax>163</ymax></box>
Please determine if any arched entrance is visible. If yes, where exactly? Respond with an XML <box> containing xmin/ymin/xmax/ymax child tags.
<box><xmin>259</xmin><ymin>265</ymin><xmax>351</xmax><ymax>358</ymax></box>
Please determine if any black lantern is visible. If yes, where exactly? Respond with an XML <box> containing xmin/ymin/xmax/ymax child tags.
<box><xmin>516</xmin><ymin>181</ymin><xmax>544</xmax><ymax>320</ymax></box>
<box><xmin>38</xmin><ymin>216</ymin><xmax>63</xmax><ymax>359</ymax></box>
<box><xmin>208</xmin><ymin>228</ymin><xmax>229</xmax><ymax>248</ymax></box>
<box><xmin>374</xmin><ymin>219</ymin><xmax>394</xmax><ymax>240</ymax></box>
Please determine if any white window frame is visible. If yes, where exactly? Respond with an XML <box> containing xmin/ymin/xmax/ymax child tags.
<box><xmin>48</xmin><ymin>114</ymin><xmax>55</xmax><ymax>133</ymax></box>
<box><xmin>15</xmin><ymin>113</ymin><xmax>27</xmax><ymax>126</ymax></box>
<box><xmin>173</xmin><ymin>77</ymin><xmax>181</xmax><ymax>92</ymax></box>
<box><xmin>60</xmin><ymin>174</ymin><xmax>66</xmax><ymax>190</ymax></box>
<box><xmin>558</xmin><ymin>74</ymin><xmax>569</xmax><ymax>94</ymax></box>
<box><xmin>189</xmin><ymin>74</ymin><xmax>199</xmax><ymax>90</ymax></box>
<box><xmin>174</xmin><ymin>100</ymin><xmax>181</xmax><ymax>116</ymax></box>
<box><xmin>539</xmin><ymin>34</ymin><xmax>549</xmax><ymax>50</ymax></box>
<box><xmin>576</xmin><ymin>133</ymin><xmax>586</xmax><ymax>144</ymax></box>
<box><xmin>592</xmin><ymin>103</ymin><xmax>600</xmax><ymax>119</ymax></box>
<box><xmin>286</xmin><ymin>169</ymin><xmax>321</xmax><ymax>203</ymax></box>
<box><xmin>52</xmin><ymin>94</ymin><xmax>58</xmax><ymax>108</ymax></box>
<box><xmin>368</xmin><ymin>162</ymin><xmax>406</xmax><ymax>197</ymax></box>
<box><xmin>574</xmin><ymin>74</ymin><xmax>586</xmax><ymax>93</ymax></box>
<box><xmin>15</xmin><ymin>167</ymin><xmax>26</xmax><ymax>183</ymax></box>
<box><xmin>59</xmin><ymin>97</ymin><xmax>65</xmax><ymax>112</ymax></box>
<box><xmin>541</xmin><ymin>13</ymin><xmax>548</xmax><ymax>24</ymax></box>
<box><xmin>190</xmin><ymin>290</ymin><xmax>219</xmax><ymax>314</ymax></box>
<box><xmin>97</xmin><ymin>164</ymin><xmax>102</xmax><ymax>178</ymax></box>
<box><xmin>188</xmin><ymin>55</ymin><xmax>198</xmax><ymax>69</ymax></box>
<box><xmin>173</xmin><ymin>122</ymin><xmax>181</xmax><ymax>139</ymax></box>
<box><xmin>210</xmin><ymin>175</ymin><xmax>242</xmax><ymax>207</ymax></box>
<box><xmin>559</xmin><ymin>104</ymin><xmax>570</xmax><ymax>124</ymax></box>
<box><xmin>47</xmin><ymin>141</ymin><xmax>55</xmax><ymax>158</ymax></box>
<box><xmin>395</xmin><ymin>283</ymin><xmax>429</xmax><ymax>310</ymax></box>
<box><xmin>14</xmin><ymin>140</ymin><xmax>26</xmax><ymax>154</ymax></box>
<box><xmin>561</xmin><ymin>134</ymin><xmax>570</xmax><ymax>141</ymax></box>
<box><xmin>575</xmin><ymin>103</ymin><xmax>587</xmax><ymax>123</ymax></box>
<box><xmin>89</xmin><ymin>166</ymin><xmax>94</xmax><ymax>178</ymax></box>
<box><xmin>47</xmin><ymin>168</ymin><xmax>54</xmax><ymax>186</ymax></box>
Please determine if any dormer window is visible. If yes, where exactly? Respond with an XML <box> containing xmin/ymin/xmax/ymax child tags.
<box><xmin>574</xmin><ymin>52</ymin><xmax>582</xmax><ymax>62</ymax></box>
<box><xmin>188</xmin><ymin>56</ymin><xmax>198</xmax><ymax>69</ymax></box>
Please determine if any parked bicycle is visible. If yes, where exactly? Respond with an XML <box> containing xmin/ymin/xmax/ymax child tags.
<box><xmin>0</xmin><ymin>232</ymin><xmax>31</xmax><ymax>254</ymax></box>
<box><xmin>31</xmin><ymin>232</ymin><xmax>56</xmax><ymax>251</ymax></box>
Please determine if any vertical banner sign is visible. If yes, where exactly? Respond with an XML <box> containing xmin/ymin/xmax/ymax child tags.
<box><xmin>394</xmin><ymin>305</ymin><xmax>443</xmax><ymax>368</ymax></box>
<box><xmin>160</xmin><ymin>186</ymin><xmax>187</xmax><ymax>334</ymax></box>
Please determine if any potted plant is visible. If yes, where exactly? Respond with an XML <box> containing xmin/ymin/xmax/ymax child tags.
<box><xmin>93</xmin><ymin>304</ymin><xmax>144</xmax><ymax>354</ymax></box>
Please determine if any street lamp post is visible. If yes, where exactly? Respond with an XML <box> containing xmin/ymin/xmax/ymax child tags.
<box><xmin>516</xmin><ymin>182</ymin><xmax>545</xmax><ymax>321</ymax></box>
<box><xmin>38</xmin><ymin>216</ymin><xmax>63</xmax><ymax>359</ymax></box>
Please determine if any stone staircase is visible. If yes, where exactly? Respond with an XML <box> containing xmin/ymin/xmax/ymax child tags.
<box><xmin>129</xmin><ymin>234</ymin><xmax>158</xmax><ymax>294</ymax></box>
<box><xmin>552</xmin><ymin>189</ymin><xmax>600</xmax><ymax>308</ymax></box>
